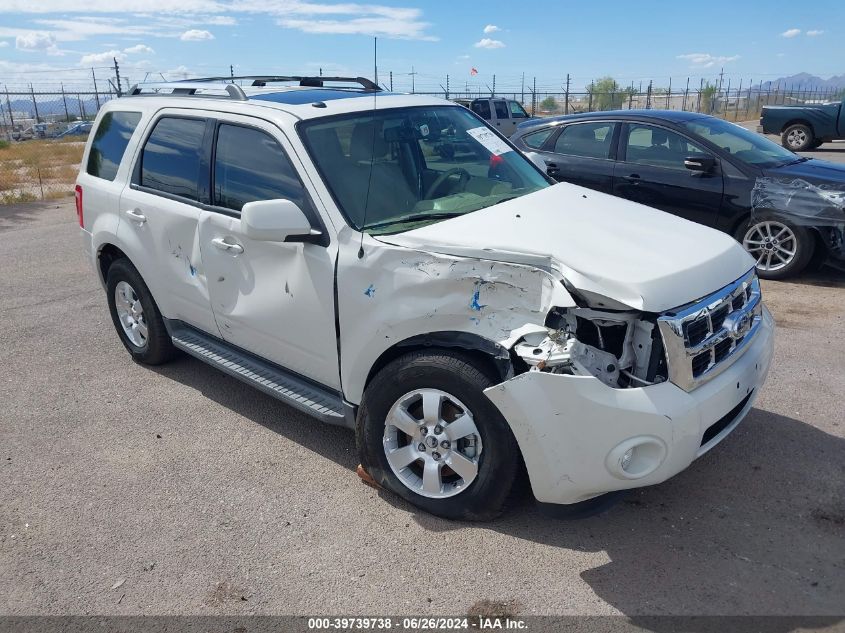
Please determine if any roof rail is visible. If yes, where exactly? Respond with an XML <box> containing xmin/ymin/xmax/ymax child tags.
<box><xmin>191</xmin><ymin>75</ymin><xmax>382</xmax><ymax>92</ymax></box>
<box><xmin>126</xmin><ymin>82</ymin><xmax>248</xmax><ymax>101</ymax></box>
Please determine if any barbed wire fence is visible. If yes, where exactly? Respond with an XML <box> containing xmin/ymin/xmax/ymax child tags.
<box><xmin>2</xmin><ymin>62</ymin><xmax>844</xmax><ymax>204</ymax></box>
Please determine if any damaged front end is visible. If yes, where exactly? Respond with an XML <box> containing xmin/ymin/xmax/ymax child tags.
<box><xmin>511</xmin><ymin>305</ymin><xmax>667</xmax><ymax>390</ymax></box>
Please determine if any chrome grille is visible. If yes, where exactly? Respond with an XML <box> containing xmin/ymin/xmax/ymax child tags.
<box><xmin>657</xmin><ymin>270</ymin><xmax>762</xmax><ymax>391</ymax></box>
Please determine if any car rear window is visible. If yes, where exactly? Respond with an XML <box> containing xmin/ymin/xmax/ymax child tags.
<box><xmin>140</xmin><ymin>117</ymin><xmax>206</xmax><ymax>201</ymax></box>
<box><xmin>86</xmin><ymin>111</ymin><xmax>142</xmax><ymax>181</ymax></box>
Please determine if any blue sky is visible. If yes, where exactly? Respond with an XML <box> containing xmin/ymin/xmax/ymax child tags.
<box><xmin>0</xmin><ymin>0</ymin><xmax>842</xmax><ymax>93</ymax></box>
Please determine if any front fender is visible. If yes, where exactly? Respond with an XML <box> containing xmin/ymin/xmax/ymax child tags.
<box><xmin>336</xmin><ymin>230</ymin><xmax>575</xmax><ymax>404</ymax></box>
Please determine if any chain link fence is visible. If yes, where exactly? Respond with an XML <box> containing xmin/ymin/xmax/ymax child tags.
<box><xmin>1</xmin><ymin>89</ymin><xmax>118</xmax><ymax>204</ymax></box>
<box><xmin>1</xmin><ymin>78</ymin><xmax>843</xmax><ymax>205</ymax></box>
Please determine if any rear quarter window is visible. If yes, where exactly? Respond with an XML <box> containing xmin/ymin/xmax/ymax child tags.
<box><xmin>521</xmin><ymin>127</ymin><xmax>555</xmax><ymax>149</ymax></box>
<box><xmin>86</xmin><ymin>111</ymin><xmax>142</xmax><ymax>181</ymax></box>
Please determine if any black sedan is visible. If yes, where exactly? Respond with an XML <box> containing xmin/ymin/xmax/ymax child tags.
<box><xmin>511</xmin><ymin>110</ymin><xmax>845</xmax><ymax>279</ymax></box>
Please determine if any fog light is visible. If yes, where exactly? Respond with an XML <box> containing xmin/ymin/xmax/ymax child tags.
<box><xmin>606</xmin><ymin>437</ymin><xmax>667</xmax><ymax>480</ymax></box>
<box><xmin>620</xmin><ymin>448</ymin><xmax>634</xmax><ymax>472</ymax></box>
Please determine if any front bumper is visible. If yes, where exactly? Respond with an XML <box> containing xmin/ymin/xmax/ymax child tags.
<box><xmin>484</xmin><ymin>306</ymin><xmax>774</xmax><ymax>505</ymax></box>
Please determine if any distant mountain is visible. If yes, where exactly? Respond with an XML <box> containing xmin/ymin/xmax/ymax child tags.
<box><xmin>755</xmin><ymin>73</ymin><xmax>845</xmax><ymax>92</ymax></box>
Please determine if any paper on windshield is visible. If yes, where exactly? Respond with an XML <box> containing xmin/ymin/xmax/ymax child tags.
<box><xmin>466</xmin><ymin>127</ymin><xmax>513</xmax><ymax>156</ymax></box>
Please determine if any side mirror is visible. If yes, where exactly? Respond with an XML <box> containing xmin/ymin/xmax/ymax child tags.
<box><xmin>240</xmin><ymin>199</ymin><xmax>317</xmax><ymax>242</ymax></box>
<box><xmin>684</xmin><ymin>156</ymin><xmax>716</xmax><ymax>173</ymax></box>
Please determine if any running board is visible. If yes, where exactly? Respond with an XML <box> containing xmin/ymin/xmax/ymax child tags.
<box><xmin>166</xmin><ymin>320</ymin><xmax>349</xmax><ymax>428</ymax></box>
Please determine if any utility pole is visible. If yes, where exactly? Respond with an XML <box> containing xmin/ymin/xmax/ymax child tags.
<box><xmin>389</xmin><ymin>71</ymin><xmax>393</xmax><ymax>92</ymax></box>
<box><xmin>30</xmin><ymin>84</ymin><xmax>41</xmax><ymax>123</ymax></box>
<box><xmin>230</xmin><ymin>65</ymin><xmax>234</xmax><ymax>82</ymax></box>
<box><xmin>4</xmin><ymin>86</ymin><xmax>13</xmax><ymax>129</ymax></box>
<box><xmin>492</xmin><ymin>74</ymin><xmax>496</xmax><ymax>97</ymax></box>
<box><xmin>410</xmin><ymin>66</ymin><xmax>417</xmax><ymax>94</ymax></box>
<box><xmin>564</xmin><ymin>73</ymin><xmax>570</xmax><ymax>114</ymax></box>
<box><xmin>61</xmin><ymin>83</ymin><xmax>70</xmax><ymax>122</ymax></box>
<box><xmin>114</xmin><ymin>57</ymin><xmax>122</xmax><ymax>98</ymax></box>
<box><xmin>446</xmin><ymin>74</ymin><xmax>450</xmax><ymax>100</ymax></box>
<box><xmin>92</xmin><ymin>67</ymin><xmax>100</xmax><ymax>109</ymax></box>
<box><xmin>532</xmin><ymin>76</ymin><xmax>536</xmax><ymax>116</ymax></box>
<box><xmin>521</xmin><ymin>72</ymin><xmax>525</xmax><ymax>104</ymax></box>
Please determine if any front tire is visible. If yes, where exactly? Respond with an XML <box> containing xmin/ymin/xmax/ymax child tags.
<box><xmin>106</xmin><ymin>258</ymin><xmax>176</xmax><ymax>365</ymax></box>
<box><xmin>781</xmin><ymin>123</ymin><xmax>814</xmax><ymax>152</ymax></box>
<box><xmin>357</xmin><ymin>350</ymin><xmax>520</xmax><ymax>521</ymax></box>
<box><xmin>735</xmin><ymin>214</ymin><xmax>814</xmax><ymax>280</ymax></box>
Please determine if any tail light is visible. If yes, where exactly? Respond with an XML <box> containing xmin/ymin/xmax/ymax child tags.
<box><xmin>74</xmin><ymin>184</ymin><xmax>83</xmax><ymax>228</ymax></box>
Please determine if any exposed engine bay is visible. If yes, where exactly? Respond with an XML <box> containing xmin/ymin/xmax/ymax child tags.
<box><xmin>512</xmin><ymin>307</ymin><xmax>668</xmax><ymax>389</ymax></box>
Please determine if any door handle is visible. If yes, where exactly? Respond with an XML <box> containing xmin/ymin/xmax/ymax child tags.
<box><xmin>124</xmin><ymin>209</ymin><xmax>147</xmax><ymax>224</ymax></box>
<box><xmin>624</xmin><ymin>174</ymin><xmax>641</xmax><ymax>184</ymax></box>
<box><xmin>545</xmin><ymin>162</ymin><xmax>561</xmax><ymax>176</ymax></box>
<box><xmin>211</xmin><ymin>237</ymin><xmax>244</xmax><ymax>255</ymax></box>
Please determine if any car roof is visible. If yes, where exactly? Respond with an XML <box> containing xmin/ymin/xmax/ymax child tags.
<box><xmin>112</xmin><ymin>85</ymin><xmax>451</xmax><ymax>123</ymax></box>
<box><xmin>514</xmin><ymin>109</ymin><xmax>710</xmax><ymax>133</ymax></box>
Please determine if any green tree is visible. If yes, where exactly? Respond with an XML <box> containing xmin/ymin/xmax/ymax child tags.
<box><xmin>588</xmin><ymin>77</ymin><xmax>634</xmax><ymax>110</ymax></box>
<box><xmin>539</xmin><ymin>96</ymin><xmax>558</xmax><ymax>112</ymax></box>
<box><xmin>700</xmin><ymin>81</ymin><xmax>718</xmax><ymax>114</ymax></box>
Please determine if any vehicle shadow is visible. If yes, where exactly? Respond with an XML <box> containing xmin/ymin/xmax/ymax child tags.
<box><xmin>151</xmin><ymin>358</ymin><xmax>844</xmax><ymax>627</ymax></box>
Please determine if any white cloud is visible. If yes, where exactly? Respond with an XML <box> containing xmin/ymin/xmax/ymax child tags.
<box><xmin>180</xmin><ymin>29</ymin><xmax>214</xmax><ymax>40</ymax></box>
<box><xmin>483</xmin><ymin>24</ymin><xmax>499</xmax><ymax>34</ymax></box>
<box><xmin>124</xmin><ymin>43</ymin><xmax>154</xmax><ymax>53</ymax></box>
<box><xmin>204</xmin><ymin>15</ymin><xmax>236</xmax><ymax>25</ymax></box>
<box><xmin>676</xmin><ymin>52</ymin><xmax>740</xmax><ymax>68</ymax></box>
<box><xmin>79</xmin><ymin>48</ymin><xmax>125</xmax><ymax>64</ymax></box>
<box><xmin>776</xmin><ymin>52</ymin><xmax>786</xmax><ymax>57</ymax></box>
<box><xmin>781</xmin><ymin>28</ymin><xmax>801</xmax><ymax>38</ymax></box>
<box><xmin>0</xmin><ymin>2</ymin><xmax>436</xmax><ymax>41</ymax></box>
<box><xmin>806</xmin><ymin>29</ymin><xmax>824</xmax><ymax>36</ymax></box>
<box><xmin>474</xmin><ymin>37</ymin><xmax>504</xmax><ymax>49</ymax></box>
<box><xmin>15</xmin><ymin>30</ymin><xmax>58</xmax><ymax>53</ymax></box>
<box><xmin>0</xmin><ymin>41</ymin><xmax>8</xmax><ymax>47</ymax></box>
<box><xmin>457</xmin><ymin>54</ymin><xmax>470</xmax><ymax>60</ymax></box>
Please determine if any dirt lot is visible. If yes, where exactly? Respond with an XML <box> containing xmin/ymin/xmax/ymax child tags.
<box><xmin>0</xmin><ymin>198</ymin><xmax>843</xmax><ymax>622</ymax></box>
<box><xmin>0</xmin><ymin>139</ymin><xmax>84</xmax><ymax>205</ymax></box>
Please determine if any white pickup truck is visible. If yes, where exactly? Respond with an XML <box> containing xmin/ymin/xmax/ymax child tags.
<box><xmin>76</xmin><ymin>76</ymin><xmax>773</xmax><ymax>520</ymax></box>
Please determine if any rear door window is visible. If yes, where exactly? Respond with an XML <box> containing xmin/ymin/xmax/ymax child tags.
<box><xmin>213</xmin><ymin>124</ymin><xmax>313</xmax><ymax>214</ymax></box>
<box><xmin>553</xmin><ymin>122</ymin><xmax>615</xmax><ymax>159</ymax></box>
<box><xmin>471</xmin><ymin>100</ymin><xmax>491</xmax><ymax>120</ymax></box>
<box><xmin>86</xmin><ymin>111</ymin><xmax>142</xmax><ymax>181</ymax></box>
<box><xmin>494</xmin><ymin>100</ymin><xmax>510</xmax><ymax>120</ymax></box>
<box><xmin>139</xmin><ymin>117</ymin><xmax>206</xmax><ymax>201</ymax></box>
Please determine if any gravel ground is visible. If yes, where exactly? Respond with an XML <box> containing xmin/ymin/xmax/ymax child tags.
<box><xmin>0</xmin><ymin>198</ymin><xmax>843</xmax><ymax>621</ymax></box>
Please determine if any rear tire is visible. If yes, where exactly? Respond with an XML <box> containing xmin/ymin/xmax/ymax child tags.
<box><xmin>781</xmin><ymin>123</ymin><xmax>814</xmax><ymax>152</ymax></box>
<box><xmin>735</xmin><ymin>214</ymin><xmax>814</xmax><ymax>280</ymax></box>
<box><xmin>106</xmin><ymin>258</ymin><xmax>176</xmax><ymax>365</ymax></box>
<box><xmin>357</xmin><ymin>350</ymin><xmax>520</xmax><ymax>521</ymax></box>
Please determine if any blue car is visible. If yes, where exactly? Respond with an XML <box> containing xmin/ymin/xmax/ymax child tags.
<box><xmin>56</xmin><ymin>122</ymin><xmax>94</xmax><ymax>138</ymax></box>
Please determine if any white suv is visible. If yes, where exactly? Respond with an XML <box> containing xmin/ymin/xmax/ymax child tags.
<box><xmin>77</xmin><ymin>76</ymin><xmax>774</xmax><ymax>520</ymax></box>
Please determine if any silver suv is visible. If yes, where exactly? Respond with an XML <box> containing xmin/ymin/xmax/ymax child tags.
<box><xmin>77</xmin><ymin>76</ymin><xmax>774</xmax><ymax>520</ymax></box>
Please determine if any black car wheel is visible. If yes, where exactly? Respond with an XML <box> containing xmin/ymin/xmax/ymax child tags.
<box><xmin>736</xmin><ymin>214</ymin><xmax>814</xmax><ymax>280</ymax></box>
<box><xmin>781</xmin><ymin>124</ymin><xmax>814</xmax><ymax>152</ymax></box>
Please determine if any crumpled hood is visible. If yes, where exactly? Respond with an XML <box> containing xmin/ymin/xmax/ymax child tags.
<box><xmin>378</xmin><ymin>183</ymin><xmax>754</xmax><ymax>312</ymax></box>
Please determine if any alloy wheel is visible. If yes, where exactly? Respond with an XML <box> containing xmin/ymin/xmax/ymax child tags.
<box><xmin>382</xmin><ymin>388</ymin><xmax>483</xmax><ymax>499</ymax></box>
<box><xmin>114</xmin><ymin>280</ymin><xmax>148</xmax><ymax>348</ymax></box>
<box><xmin>743</xmin><ymin>221</ymin><xmax>797</xmax><ymax>272</ymax></box>
<box><xmin>786</xmin><ymin>128</ymin><xmax>808</xmax><ymax>149</ymax></box>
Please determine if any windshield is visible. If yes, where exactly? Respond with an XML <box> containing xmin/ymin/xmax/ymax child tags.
<box><xmin>682</xmin><ymin>117</ymin><xmax>800</xmax><ymax>167</ymax></box>
<box><xmin>300</xmin><ymin>106</ymin><xmax>549</xmax><ymax>234</ymax></box>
